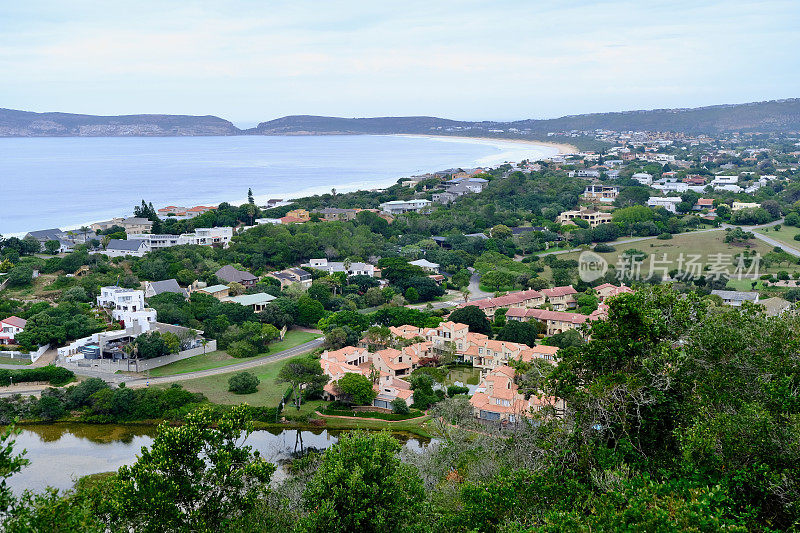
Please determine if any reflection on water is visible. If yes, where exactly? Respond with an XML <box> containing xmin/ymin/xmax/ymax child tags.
<box><xmin>7</xmin><ymin>423</ymin><xmax>430</xmax><ymax>493</ymax></box>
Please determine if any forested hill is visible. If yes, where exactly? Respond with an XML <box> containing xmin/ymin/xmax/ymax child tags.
<box><xmin>252</xmin><ymin>98</ymin><xmax>800</xmax><ymax>135</ymax></box>
<box><xmin>0</xmin><ymin>108</ymin><xmax>240</xmax><ymax>137</ymax></box>
<box><xmin>2</xmin><ymin>98</ymin><xmax>799</xmax><ymax>137</ymax></box>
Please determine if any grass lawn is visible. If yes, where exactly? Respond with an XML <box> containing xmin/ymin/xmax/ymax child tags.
<box><xmin>0</xmin><ymin>356</ymin><xmax>31</xmax><ymax>366</ymax></box>
<box><xmin>168</xmin><ymin>353</ymin><xmax>306</xmax><ymax>407</ymax></box>
<box><xmin>755</xmin><ymin>225</ymin><xmax>800</xmax><ymax>250</ymax></box>
<box><xmin>558</xmin><ymin>230</ymin><xmax>781</xmax><ymax>281</ymax></box>
<box><xmin>148</xmin><ymin>330</ymin><xmax>321</xmax><ymax>377</ymax></box>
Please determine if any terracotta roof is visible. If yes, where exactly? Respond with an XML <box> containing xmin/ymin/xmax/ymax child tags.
<box><xmin>0</xmin><ymin>316</ymin><xmax>26</xmax><ymax>328</ymax></box>
<box><xmin>541</xmin><ymin>286</ymin><xmax>577</xmax><ymax>298</ymax></box>
<box><xmin>464</xmin><ymin>289</ymin><xmax>544</xmax><ymax>310</ymax></box>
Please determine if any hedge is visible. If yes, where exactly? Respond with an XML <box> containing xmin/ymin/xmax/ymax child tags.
<box><xmin>0</xmin><ymin>365</ymin><xmax>75</xmax><ymax>387</ymax></box>
<box><xmin>320</xmin><ymin>405</ymin><xmax>424</xmax><ymax>421</ymax></box>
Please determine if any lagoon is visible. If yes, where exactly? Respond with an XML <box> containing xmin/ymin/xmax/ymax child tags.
<box><xmin>0</xmin><ymin>135</ymin><xmax>558</xmax><ymax>235</ymax></box>
<box><xmin>8</xmin><ymin>423</ymin><xmax>430</xmax><ymax>493</ymax></box>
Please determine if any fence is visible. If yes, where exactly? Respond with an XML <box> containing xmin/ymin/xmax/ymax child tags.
<box><xmin>0</xmin><ymin>344</ymin><xmax>49</xmax><ymax>363</ymax></box>
<box><xmin>61</xmin><ymin>340</ymin><xmax>217</xmax><ymax>372</ymax></box>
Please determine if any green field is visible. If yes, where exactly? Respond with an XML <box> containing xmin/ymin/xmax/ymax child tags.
<box><xmin>148</xmin><ymin>330</ymin><xmax>321</xmax><ymax>377</ymax></box>
<box><xmin>559</xmin><ymin>230</ymin><xmax>783</xmax><ymax>280</ymax></box>
<box><xmin>168</xmin><ymin>353</ymin><xmax>307</xmax><ymax>407</ymax></box>
<box><xmin>755</xmin><ymin>225</ymin><xmax>800</xmax><ymax>251</ymax></box>
<box><xmin>0</xmin><ymin>356</ymin><xmax>31</xmax><ymax>366</ymax></box>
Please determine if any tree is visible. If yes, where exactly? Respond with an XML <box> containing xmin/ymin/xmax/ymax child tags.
<box><xmin>405</xmin><ymin>286</ymin><xmax>420</xmax><ymax>303</ymax></box>
<box><xmin>44</xmin><ymin>240</ymin><xmax>61</xmax><ymax>255</ymax></box>
<box><xmin>334</xmin><ymin>373</ymin><xmax>376</xmax><ymax>405</ymax></box>
<box><xmin>496</xmin><ymin>320</ymin><xmax>537</xmax><ymax>347</ymax></box>
<box><xmin>297</xmin><ymin>296</ymin><xmax>326</xmax><ymax>327</ymax></box>
<box><xmin>0</xmin><ymin>424</ymin><xmax>29</xmax><ymax>515</ymax></box>
<box><xmin>300</xmin><ymin>431</ymin><xmax>425</xmax><ymax>533</ymax></box>
<box><xmin>104</xmin><ymin>406</ymin><xmax>275</xmax><ymax>531</ymax></box>
<box><xmin>276</xmin><ymin>357</ymin><xmax>328</xmax><ymax>409</ymax></box>
<box><xmin>448</xmin><ymin>305</ymin><xmax>492</xmax><ymax>335</ymax></box>
<box><xmin>228</xmin><ymin>371</ymin><xmax>260</xmax><ymax>394</ymax></box>
<box><xmin>391</xmin><ymin>398</ymin><xmax>411</xmax><ymax>415</ymax></box>
<box><xmin>614</xmin><ymin>186</ymin><xmax>651</xmax><ymax>207</ymax></box>
<box><xmin>490</xmin><ymin>224</ymin><xmax>512</xmax><ymax>240</ymax></box>
<box><xmin>247</xmin><ymin>188</ymin><xmax>255</xmax><ymax>205</ymax></box>
<box><xmin>6</xmin><ymin>265</ymin><xmax>33</xmax><ymax>288</ymax></box>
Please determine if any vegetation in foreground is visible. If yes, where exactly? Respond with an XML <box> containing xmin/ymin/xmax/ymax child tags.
<box><xmin>1</xmin><ymin>285</ymin><xmax>799</xmax><ymax>531</ymax></box>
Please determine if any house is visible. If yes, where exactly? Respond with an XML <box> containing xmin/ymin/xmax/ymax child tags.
<box><xmin>118</xmin><ymin>217</ymin><xmax>154</xmax><ymax>234</ymax></box>
<box><xmin>222</xmin><ymin>292</ymin><xmax>277</xmax><ymax>312</ymax></box>
<box><xmin>267</xmin><ymin>268</ymin><xmax>313</xmax><ymax>289</ymax></box>
<box><xmin>731</xmin><ymin>201</ymin><xmax>761</xmax><ymax>211</ymax></box>
<box><xmin>284</xmin><ymin>209</ymin><xmax>310</xmax><ymax>222</ymax></box>
<box><xmin>470</xmin><ymin>366</ymin><xmax>559</xmax><ymax>423</ymax></box>
<box><xmin>128</xmin><ymin>227</ymin><xmax>233</xmax><ymax>249</ymax></box>
<box><xmin>25</xmin><ymin>228</ymin><xmax>89</xmax><ymax>252</ymax></box>
<box><xmin>97</xmin><ymin>287</ymin><xmax>157</xmax><ymax>329</ymax></box>
<box><xmin>556</xmin><ymin>209</ymin><xmax>612</xmax><ymax>228</ymax></box>
<box><xmin>594</xmin><ymin>283</ymin><xmax>633</xmax><ymax>302</ymax></box>
<box><xmin>505</xmin><ymin>307</ymin><xmax>590</xmax><ymax>336</ymax></box>
<box><xmin>193</xmin><ymin>284</ymin><xmax>230</xmax><ymax>300</ymax></box>
<box><xmin>215</xmin><ymin>265</ymin><xmax>258</xmax><ymax>287</ymax></box>
<box><xmin>647</xmin><ymin>197</ymin><xmax>682</xmax><ymax>213</ymax></box>
<box><xmin>302</xmin><ymin>259</ymin><xmax>378</xmax><ymax>277</ymax></box>
<box><xmin>432</xmin><ymin>191</ymin><xmax>459</xmax><ymax>204</ymax></box>
<box><xmin>540</xmin><ymin>285</ymin><xmax>578</xmax><ymax>310</ymax></box>
<box><xmin>631</xmin><ymin>172</ymin><xmax>653</xmax><ymax>185</ymax></box>
<box><xmin>759</xmin><ymin>297</ymin><xmax>792</xmax><ymax>317</ymax></box>
<box><xmin>409</xmin><ymin>259</ymin><xmax>440</xmax><ymax>273</ymax></box>
<box><xmin>711</xmin><ymin>290</ymin><xmax>760</xmax><ymax>307</ymax></box>
<box><xmin>97</xmin><ymin>239</ymin><xmax>150</xmax><ymax>258</ymax></box>
<box><xmin>320</xmin><ymin>347</ymin><xmax>414</xmax><ymax>408</ymax></box>
<box><xmin>378</xmin><ymin>199</ymin><xmax>433</xmax><ymax>215</ymax></box>
<box><xmin>694</xmin><ymin>198</ymin><xmax>715</xmax><ymax>211</ymax></box>
<box><xmin>0</xmin><ymin>316</ymin><xmax>26</xmax><ymax>345</ymax></box>
<box><xmin>313</xmin><ymin>208</ymin><xmax>360</xmax><ymax>221</ymax></box>
<box><xmin>143</xmin><ymin>279</ymin><xmax>188</xmax><ymax>299</ymax></box>
<box><xmin>582</xmin><ymin>184</ymin><xmax>620</xmax><ymax>203</ymax></box>
<box><xmin>461</xmin><ymin>289</ymin><xmax>546</xmax><ymax>317</ymax></box>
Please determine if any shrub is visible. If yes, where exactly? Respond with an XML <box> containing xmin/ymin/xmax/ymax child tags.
<box><xmin>391</xmin><ymin>398</ymin><xmax>411</xmax><ymax>415</ymax></box>
<box><xmin>593</xmin><ymin>243</ymin><xmax>616</xmax><ymax>253</ymax></box>
<box><xmin>227</xmin><ymin>340</ymin><xmax>259</xmax><ymax>359</ymax></box>
<box><xmin>447</xmin><ymin>385</ymin><xmax>470</xmax><ymax>397</ymax></box>
<box><xmin>657</xmin><ymin>233</ymin><xmax>673</xmax><ymax>240</ymax></box>
<box><xmin>0</xmin><ymin>365</ymin><xmax>75</xmax><ymax>387</ymax></box>
<box><xmin>228</xmin><ymin>371</ymin><xmax>260</xmax><ymax>394</ymax></box>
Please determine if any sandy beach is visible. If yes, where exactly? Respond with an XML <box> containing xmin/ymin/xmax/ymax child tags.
<box><xmin>396</xmin><ymin>134</ymin><xmax>577</xmax><ymax>155</ymax></box>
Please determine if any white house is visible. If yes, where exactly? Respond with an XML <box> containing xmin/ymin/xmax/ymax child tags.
<box><xmin>647</xmin><ymin>196</ymin><xmax>682</xmax><ymax>213</ymax></box>
<box><xmin>409</xmin><ymin>259</ymin><xmax>440</xmax><ymax>273</ymax></box>
<box><xmin>632</xmin><ymin>173</ymin><xmax>653</xmax><ymax>185</ymax></box>
<box><xmin>97</xmin><ymin>287</ymin><xmax>157</xmax><ymax>330</ymax></box>
<box><xmin>302</xmin><ymin>259</ymin><xmax>378</xmax><ymax>277</ymax></box>
<box><xmin>95</xmin><ymin>239</ymin><xmax>150</xmax><ymax>258</ymax></box>
<box><xmin>0</xmin><ymin>316</ymin><xmax>26</xmax><ymax>345</ymax></box>
<box><xmin>128</xmin><ymin>226</ymin><xmax>233</xmax><ymax>250</ymax></box>
<box><xmin>378</xmin><ymin>199</ymin><xmax>433</xmax><ymax>215</ymax></box>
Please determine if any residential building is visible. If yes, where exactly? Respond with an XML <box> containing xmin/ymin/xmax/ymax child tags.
<box><xmin>0</xmin><ymin>316</ymin><xmax>26</xmax><ymax>345</ymax></box>
<box><xmin>461</xmin><ymin>289</ymin><xmax>545</xmax><ymax>317</ymax></box>
<box><xmin>118</xmin><ymin>217</ymin><xmax>154</xmax><ymax>234</ymax></box>
<box><xmin>556</xmin><ymin>208</ymin><xmax>612</xmax><ymax>228</ymax></box>
<box><xmin>631</xmin><ymin>172</ymin><xmax>653</xmax><ymax>185</ymax></box>
<box><xmin>312</xmin><ymin>208</ymin><xmax>360</xmax><ymax>221</ymax></box>
<box><xmin>647</xmin><ymin>196</ymin><xmax>682</xmax><ymax>213</ymax></box>
<box><xmin>285</xmin><ymin>209</ymin><xmax>311</xmax><ymax>222</ymax></box>
<box><xmin>759</xmin><ymin>297</ymin><xmax>792</xmax><ymax>317</ymax></box>
<box><xmin>711</xmin><ymin>290</ymin><xmax>760</xmax><ymax>306</ymax></box>
<box><xmin>731</xmin><ymin>201</ymin><xmax>761</xmax><ymax>211</ymax></box>
<box><xmin>694</xmin><ymin>198</ymin><xmax>715</xmax><ymax>211</ymax></box>
<box><xmin>540</xmin><ymin>285</ymin><xmax>578</xmax><ymax>310</ymax></box>
<box><xmin>222</xmin><ymin>292</ymin><xmax>276</xmax><ymax>312</ymax></box>
<box><xmin>143</xmin><ymin>279</ymin><xmax>188</xmax><ymax>299</ymax></box>
<box><xmin>128</xmin><ymin>227</ymin><xmax>233</xmax><ymax>249</ymax></box>
<box><xmin>215</xmin><ymin>265</ymin><xmax>258</xmax><ymax>287</ymax></box>
<box><xmin>582</xmin><ymin>184</ymin><xmax>620</xmax><ymax>203</ymax></box>
<box><xmin>97</xmin><ymin>287</ymin><xmax>157</xmax><ymax>329</ymax></box>
<box><xmin>409</xmin><ymin>259</ymin><xmax>440</xmax><ymax>273</ymax></box>
<box><xmin>95</xmin><ymin>239</ymin><xmax>150</xmax><ymax>258</ymax></box>
<box><xmin>302</xmin><ymin>259</ymin><xmax>378</xmax><ymax>277</ymax></box>
<box><xmin>470</xmin><ymin>366</ymin><xmax>562</xmax><ymax>423</ymax></box>
<box><xmin>378</xmin><ymin>199</ymin><xmax>433</xmax><ymax>215</ymax></box>
<box><xmin>193</xmin><ymin>284</ymin><xmax>230</xmax><ymax>300</ymax></box>
<box><xmin>267</xmin><ymin>268</ymin><xmax>313</xmax><ymax>289</ymax></box>
<box><xmin>505</xmin><ymin>308</ymin><xmax>590</xmax><ymax>336</ymax></box>
<box><xmin>594</xmin><ymin>283</ymin><xmax>633</xmax><ymax>302</ymax></box>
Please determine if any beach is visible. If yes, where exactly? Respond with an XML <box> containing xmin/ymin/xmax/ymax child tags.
<box><xmin>397</xmin><ymin>134</ymin><xmax>577</xmax><ymax>155</ymax></box>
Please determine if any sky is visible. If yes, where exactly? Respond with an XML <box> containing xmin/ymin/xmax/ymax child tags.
<box><xmin>1</xmin><ymin>0</ymin><xmax>799</xmax><ymax>125</ymax></box>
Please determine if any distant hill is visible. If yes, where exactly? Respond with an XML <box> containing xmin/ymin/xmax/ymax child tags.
<box><xmin>251</xmin><ymin>99</ymin><xmax>800</xmax><ymax>136</ymax></box>
<box><xmin>0</xmin><ymin>108</ymin><xmax>240</xmax><ymax>137</ymax></box>
<box><xmin>1</xmin><ymin>98</ymin><xmax>799</xmax><ymax>137</ymax></box>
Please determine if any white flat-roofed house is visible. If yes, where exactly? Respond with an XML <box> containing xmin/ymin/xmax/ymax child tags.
<box><xmin>222</xmin><ymin>292</ymin><xmax>277</xmax><ymax>312</ymax></box>
<box><xmin>647</xmin><ymin>197</ymin><xmax>682</xmax><ymax>213</ymax></box>
<box><xmin>378</xmin><ymin>199</ymin><xmax>433</xmax><ymax>215</ymax></box>
<box><xmin>97</xmin><ymin>286</ymin><xmax>157</xmax><ymax>330</ymax></box>
<box><xmin>582</xmin><ymin>184</ymin><xmax>620</xmax><ymax>203</ymax></box>
<box><xmin>632</xmin><ymin>173</ymin><xmax>653</xmax><ymax>185</ymax></box>
<box><xmin>302</xmin><ymin>259</ymin><xmax>377</xmax><ymax>277</ymax></box>
<box><xmin>128</xmin><ymin>227</ymin><xmax>233</xmax><ymax>249</ymax></box>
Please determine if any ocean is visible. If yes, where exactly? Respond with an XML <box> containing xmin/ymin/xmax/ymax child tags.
<box><xmin>0</xmin><ymin>135</ymin><xmax>558</xmax><ymax>235</ymax></box>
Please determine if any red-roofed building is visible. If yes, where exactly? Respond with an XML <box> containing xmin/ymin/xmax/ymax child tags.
<box><xmin>540</xmin><ymin>286</ymin><xmax>578</xmax><ymax>310</ymax></box>
<box><xmin>0</xmin><ymin>316</ymin><xmax>27</xmax><ymax>345</ymax></box>
<box><xmin>506</xmin><ymin>307</ymin><xmax>591</xmax><ymax>336</ymax></box>
<box><xmin>594</xmin><ymin>283</ymin><xmax>634</xmax><ymax>302</ymax></box>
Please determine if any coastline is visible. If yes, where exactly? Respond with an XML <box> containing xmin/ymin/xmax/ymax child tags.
<box><xmin>395</xmin><ymin>133</ymin><xmax>577</xmax><ymax>155</ymax></box>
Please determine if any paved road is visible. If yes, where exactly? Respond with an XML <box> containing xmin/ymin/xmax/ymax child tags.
<box><xmin>123</xmin><ymin>337</ymin><xmax>325</xmax><ymax>387</ymax></box>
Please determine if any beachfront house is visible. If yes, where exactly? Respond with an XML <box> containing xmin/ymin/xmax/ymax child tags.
<box><xmin>96</xmin><ymin>239</ymin><xmax>150</xmax><ymax>258</ymax></box>
<box><xmin>379</xmin><ymin>199</ymin><xmax>432</xmax><ymax>215</ymax></box>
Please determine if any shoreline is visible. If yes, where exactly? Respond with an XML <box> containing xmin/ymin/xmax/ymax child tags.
<box><xmin>396</xmin><ymin>133</ymin><xmax>577</xmax><ymax>155</ymax></box>
<box><xmin>2</xmin><ymin>134</ymin><xmax>566</xmax><ymax>237</ymax></box>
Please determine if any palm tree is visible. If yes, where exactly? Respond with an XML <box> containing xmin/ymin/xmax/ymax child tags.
<box><xmin>79</xmin><ymin>226</ymin><xmax>91</xmax><ymax>243</ymax></box>
<box><xmin>200</xmin><ymin>338</ymin><xmax>210</xmax><ymax>355</ymax></box>
<box><xmin>461</xmin><ymin>288</ymin><xmax>471</xmax><ymax>303</ymax></box>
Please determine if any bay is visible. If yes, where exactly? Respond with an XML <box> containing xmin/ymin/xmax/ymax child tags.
<box><xmin>0</xmin><ymin>135</ymin><xmax>557</xmax><ymax>235</ymax></box>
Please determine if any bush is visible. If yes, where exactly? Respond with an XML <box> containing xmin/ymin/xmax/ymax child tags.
<box><xmin>228</xmin><ymin>371</ymin><xmax>260</xmax><ymax>394</ymax></box>
<box><xmin>227</xmin><ymin>340</ymin><xmax>259</xmax><ymax>359</ymax></box>
<box><xmin>657</xmin><ymin>233</ymin><xmax>673</xmax><ymax>240</ymax></box>
<box><xmin>447</xmin><ymin>385</ymin><xmax>470</xmax><ymax>397</ymax></box>
<box><xmin>0</xmin><ymin>365</ymin><xmax>75</xmax><ymax>387</ymax></box>
<box><xmin>391</xmin><ymin>398</ymin><xmax>411</xmax><ymax>415</ymax></box>
<box><xmin>593</xmin><ymin>243</ymin><xmax>616</xmax><ymax>253</ymax></box>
